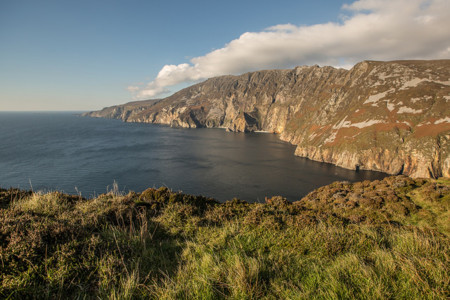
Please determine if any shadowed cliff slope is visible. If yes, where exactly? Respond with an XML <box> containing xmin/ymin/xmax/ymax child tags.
<box><xmin>84</xmin><ymin>60</ymin><xmax>450</xmax><ymax>178</ymax></box>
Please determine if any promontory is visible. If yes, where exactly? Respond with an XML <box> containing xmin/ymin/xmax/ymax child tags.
<box><xmin>84</xmin><ymin>60</ymin><xmax>450</xmax><ymax>178</ymax></box>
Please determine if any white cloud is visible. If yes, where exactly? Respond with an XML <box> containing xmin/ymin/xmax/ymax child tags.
<box><xmin>126</xmin><ymin>86</ymin><xmax>139</xmax><ymax>92</ymax></box>
<box><xmin>131</xmin><ymin>0</ymin><xmax>450</xmax><ymax>99</ymax></box>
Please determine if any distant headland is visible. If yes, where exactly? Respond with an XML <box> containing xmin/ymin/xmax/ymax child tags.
<box><xmin>84</xmin><ymin>59</ymin><xmax>450</xmax><ymax>178</ymax></box>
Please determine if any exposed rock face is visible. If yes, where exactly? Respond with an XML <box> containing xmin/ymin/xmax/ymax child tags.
<box><xmin>84</xmin><ymin>60</ymin><xmax>450</xmax><ymax>178</ymax></box>
<box><xmin>84</xmin><ymin>99</ymin><xmax>161</xmax><ymax>120</ymax></box>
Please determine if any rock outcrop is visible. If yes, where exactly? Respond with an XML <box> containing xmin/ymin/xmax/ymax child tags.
<box><xmin>84</xmin><ymin>60</ymin><xmax>450</xmax><ymax>178</ymax></box>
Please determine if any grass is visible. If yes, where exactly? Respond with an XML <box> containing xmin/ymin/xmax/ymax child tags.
<box><xmin>0</xmin><ymin>176</ymin><xmax>449</xmax><ymax>299</ymax></box>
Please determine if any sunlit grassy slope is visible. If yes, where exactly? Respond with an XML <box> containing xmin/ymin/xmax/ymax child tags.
<box><xmin>1</xmin><ymin>176</ymin><xmax>449</xmax><ymax>299</ymax></box>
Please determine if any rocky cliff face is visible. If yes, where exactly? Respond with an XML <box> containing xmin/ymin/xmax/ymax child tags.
<box><xmin>84</xmin><ymin>60</ymin><xmax>450</xmax><ymax>178</ymax></box>
<box><xmin>84</xmin><ymin>99</ymin><xmax>160</xmax><ymax>120</ymax></box>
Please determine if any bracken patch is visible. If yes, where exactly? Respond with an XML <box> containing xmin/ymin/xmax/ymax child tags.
<box><xmin>0</xmin><ymin>176</ymin><xmax>449</xmax><ymax>299</ymax></box>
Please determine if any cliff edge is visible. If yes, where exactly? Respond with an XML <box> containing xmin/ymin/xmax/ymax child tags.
<box><xmin>84</xmin><ymin>60</ymin><xmax>450</xmax><ymax>178</ymax></box>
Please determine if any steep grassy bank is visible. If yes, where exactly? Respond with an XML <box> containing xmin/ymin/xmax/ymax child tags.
<box><xmin>1</xmin><ymin>176</ymin><xmax>449</xmax><ymax>299</ymax></box>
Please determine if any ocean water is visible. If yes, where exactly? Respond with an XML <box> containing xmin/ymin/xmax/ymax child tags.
<box><xmin>0</xmin><ymin>112</ymin><xmax>387</xmax><ymax>202</ymax></box>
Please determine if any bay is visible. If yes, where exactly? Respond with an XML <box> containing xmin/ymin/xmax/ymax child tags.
<box><xmin>0</xmin><ymin>112</ymin><xmax>387</xmax><ymax>202</ymax></box>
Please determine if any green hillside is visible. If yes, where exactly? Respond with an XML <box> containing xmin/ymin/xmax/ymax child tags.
<box><xmin>1</xmin><ymin>176</ymin><xmax>449</xmax><ymax>299</ymax></box>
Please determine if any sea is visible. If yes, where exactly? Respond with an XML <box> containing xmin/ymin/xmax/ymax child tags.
<box><xmin>0</xmin><ymin>112</ymin><xmax>387</xmax><ymax>202</ymax></box>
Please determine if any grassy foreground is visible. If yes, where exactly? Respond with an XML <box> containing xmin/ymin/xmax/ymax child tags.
<box><xmin>0</xmin><ymin>176</ymin><xmax>449</xmax><ymax>299</ymax></box>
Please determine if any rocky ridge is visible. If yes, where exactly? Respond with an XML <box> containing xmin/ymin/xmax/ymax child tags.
<box><xmin>84</xmin><ymin>60</ymin><xmax>450</xmax><ymax>178</ymax></box>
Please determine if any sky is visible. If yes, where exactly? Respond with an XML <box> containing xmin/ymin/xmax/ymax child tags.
<box><xmin>0</xmin><ymin>0</ymin><xmax>449</xmax><ymax>111</ymax></box>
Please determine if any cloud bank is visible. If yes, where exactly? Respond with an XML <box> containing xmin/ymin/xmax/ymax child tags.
<box><xmin>131</xmin><ymin>0</ymin><xmax>450</xmax><ymax>99</ymax></box>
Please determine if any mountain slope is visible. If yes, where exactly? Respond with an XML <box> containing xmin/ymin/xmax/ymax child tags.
<box><xmin>84</xmin><ymin>60</ymin><xmax>450</xmax><ymax>178</ymax></box>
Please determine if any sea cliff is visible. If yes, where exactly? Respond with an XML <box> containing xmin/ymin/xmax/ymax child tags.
<box><xmin>84</xmin><ymin>60</ymin><xmax>450</xmax><ymax>178</ymax></box>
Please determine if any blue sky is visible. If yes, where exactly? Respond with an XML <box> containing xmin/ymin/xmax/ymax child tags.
<box><xmin>0</xmin><ymin>0</ymin><xmax>449</xmax><ymax>111</ymax></box>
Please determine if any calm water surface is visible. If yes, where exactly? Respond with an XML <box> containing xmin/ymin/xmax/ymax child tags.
<box><xmin>0</xmin><ymin>112</ymin><xmax>387</xmax><ymax>202</ymax></box>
